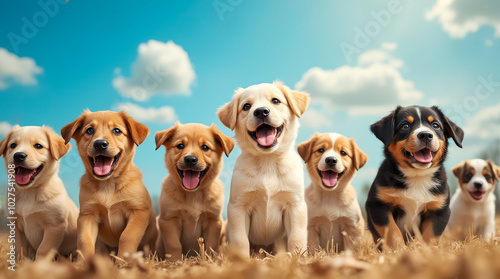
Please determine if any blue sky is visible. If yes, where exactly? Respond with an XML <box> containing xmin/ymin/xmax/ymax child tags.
<box><xmin>1</xmin><ymin>0</ymin><xmax>500</xmax><ymax>216</ymax></box>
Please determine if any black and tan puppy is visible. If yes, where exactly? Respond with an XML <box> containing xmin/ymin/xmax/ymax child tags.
<box><xmin>365</xmin><ymin>106</ymin><xmax>464</xmax><ymax>249</ymax></box>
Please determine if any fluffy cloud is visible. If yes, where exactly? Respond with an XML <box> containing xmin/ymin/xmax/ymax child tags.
<box><xmin>113</xmin><ymin>40</ymin><xmax>196</xmax><ymax>101</ymax></box>
<box><xmin>0</xmin><ymin>121</ymin><xmax>14</xmax><ymax>137</ymax></box>
<box><xmin>463</xmin><ymin>102</ymin><xmax>500</xmax><ymax>139</ymax></box>
<box><xmin>295</xmin><ymin>43</ymin><xmax>423</xmax><ymax>116</ymax></box>
<box><xmin>426</xmin><ymin>0</ymin><xmax>500</xmax><ymax>38</ymax></box>
<box><xmin>115</xmin><ymin>102</ymin><xmax>177</xmax><ymax>123</ymax></box>
<box><xmin>0</xmin><ymin>48</ymin><xmax>43</xmax><ymax>90</ymax></box>
<box><xmin>300</xmin><ymin>108</ymin><xmax>333</xmax><ymax>129</ymax></box>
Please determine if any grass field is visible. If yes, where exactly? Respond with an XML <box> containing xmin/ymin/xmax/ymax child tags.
<box><xmin>1</xmin><ymin>223</ymin><xmax>499</xmax><ymax>279</ymax></box>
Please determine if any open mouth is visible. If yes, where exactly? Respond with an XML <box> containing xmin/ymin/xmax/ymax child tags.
<box><xmin>15</xmin><ymin>165</ymin><xmax>43</xmax><ymax>186</ymax></box>
<box><xmin>469</xmin><ymin>190</ymin><xmax>485</xmax><ymax>200</ymax></box>
<box><xmin>318</xmin><ymin>170</ymin><xmax>344</xmax><ymax>188</ymax></box>
<box><xmin>248</xmin><ymin>124</ymin><xmax>284</xmax><ymax>149</ymax></box>
<box><xmin>403</xmin><ymin>148</ymin><xmax>435</xmax><ymax>164</ymax></box>
<box><xmin>177</xmin><ymin>168</ymin><xmax>208</xmax><ymax>190</ymax></box>
<box><xmin>88</xmin><ymin>153</ymin><xmax>121</xmax><ymax>178</ymax></box>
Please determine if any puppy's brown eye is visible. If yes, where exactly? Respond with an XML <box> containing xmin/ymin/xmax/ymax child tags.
<box><xmin>10</xmin><ymin>143</ymin><xmax>17</xmax><ymax>149</ymax></box>
<box><xmin>112</xmin><ymin>128</ymin><xmax>122</xmax><ymax>135</ymax></box>
<box><xmin>432</xmin><ymin>122</ymin><xmax>440</xmax><ymax>129</ymax></box>
<box><xmin>466</xmin><ymin>173</ymin><xmax>473</xmax><ymax>179</ymax></box>
<box><xmin>34</xmin><ymin>143</ymin><xmax>43</xmax><ymax>149</ymax></box>
<box><xmin>177</xmin><ymin>144</ymin><xmax>185</xmax><ymax>149</ymax></box>
<box><xmin>201</xmin><ymin>144</ymin><xmax>209</xmax><ymax>151</ymax></box>
<box><xmin>340</xmin><ymin>151</ymin><xmax>347</xmax><ymax>156</ymax></box>
<box><xmin>484</xmin><ymin>174</ymin><xmax>491</xmax><ymax>182</ymax></box>
<box><xmin>318</xmin><ymin>148</ymin><xmax>324</xmax><ymax>153</ymax></box>
<box><xmin>243</xmin><ymin>103</ymin><xmax>251</xmax><ymax>111</ymax></box>
<box><xmin>271</xmin><ymin>98</ymin><xmax>281</xmax><ymax>105</ymax></box>
<box><xmin>401</xmin><ymin>123</ymin><xmax>410</xmax><ymax>130</ymax></box>
<box><xmin>86</xmin><ymin>128</ymin><xmax>95</xmax><ymax>135</ymax></box>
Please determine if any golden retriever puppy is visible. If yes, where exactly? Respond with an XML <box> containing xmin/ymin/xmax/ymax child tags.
<box><xmin>155</xmin><ymin>123</ymin><xmax>234</xmax><ymax>261</ymax></box>
<box><xmin>298</xmin><ymin>133</ymin><xmax>367</xmax><ymax>253</ymax></box>
<box><xmin>0</xmin><ymin>125</ymin><xmax>77</xmax><ymax>259</ymax></box>
<box><xmin>217</xmin><ymin>81</ymin><xmax>310</xmax><ymax>256</ymax></box>
<box><xmin>61</xmin><ymin>110</ymin><xmax>157</xmax><ymax>261</ymax></box>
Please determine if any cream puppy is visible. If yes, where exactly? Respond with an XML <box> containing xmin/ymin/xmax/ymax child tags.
<box><xmin>217</xmin><ymin>81</ymin><xmax>310</xmax><ymax>256</ymax></box>
<box><xmin>298</xmin><ymin>133</ymin><xmax>367</xmax><ymax>253</ymax></box>
<box><xmin>0</xmin><ymin>125</ymin><xmax>77</xmax><ymax>259</ymax></box>
<box><xmin>448</xmin><ymin>159</ymin><xmax>500</xmax><ymax>241</ymax></box>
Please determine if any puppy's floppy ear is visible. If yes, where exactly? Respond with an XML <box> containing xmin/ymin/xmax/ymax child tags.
<box><xmin>452</xmin><ymin>161</ymin><xmax>467</xmax><ymax>179</ymax></box>
<box><xmin>432</xmin><ymin>106</ymin><xmax>464</xmax><ymax>148</ymax></box>
<box><xmin>43</xmin><ymin>126</ymin><xmax>71</xmax><ymax>160</ymax></box>
<box><xmin>370</xmin><ymin>106</ymin><xmax>401</xmax><ymax>148</ymax></box>
<box><xmin>350</xmin><ymin>138</ymin><xmax>368</xmax><ymax>170</ymax></box>
<box><xmin>217</xmin><ymin>88</ymin><xmax>243</xmax><ymax>131</ymax></box>
<box><xmin>61</xmin><ymin>110</ymin><xmax>91</xmax><ymax>144</ymax></box>
<box><xmin>155</xmin><ymin>122</ymin><xmax>180</xmax><ymax>150</ymax></box>
<box><xmin>210</xmin><ymin>124</ymin><xmax>235</xmax><ymax>157</ymax></box>
<box><xmin>0</xmin><ymin>125</ymin><xmax>20</xmax><ymax>157</ymax></box>
<box><xmin>486</xmin><ymin>160</ymin><xmax>500</xmax><ymax>181</ymax></box>
<box><xmin>297</xmin><ymin>133</ymin><xmax>318</xmax><ymax>163</ymax></box>
<box><xmin>120</xmin><ymin>111</ymin><xmax>150</xmax><ymax>146</ymax></box>
<box><xmin>275</xmin><ymin>81</ymin><xmax>310</xmax><ymax>117</ymax></box>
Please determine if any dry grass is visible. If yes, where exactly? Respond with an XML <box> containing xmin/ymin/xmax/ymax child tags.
<box><xmin>1</xmin><ymin>223</ymin><xmax>500</xmax><ymax>279</ymax></box>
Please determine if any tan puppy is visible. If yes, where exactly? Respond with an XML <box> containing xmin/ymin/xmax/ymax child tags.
<box><xmin>155</xmin><ymin>123</ymin><xmax>234</xmax><ymax>261</ymax></box>
<box><xmin>61</xmin><ymin>110</ymin><xmax>157</xmax><ymax>261</ymax></box>
<box><xmin>217</xmin><ymin>81</ymin><xmax>310</xmax><ymax>256</ymax></box>
<box><xmin>449</xmin><ymin>159</ymin><xmax>500</xmax><ymax>241</ymax></box>
<box><xmin>298</xmin><ymin>133</ymin><xmax>367</xmax><ymax>253</ymax></box>
<box><xmin>0</xmin><ymin>125</ymin><xmax>77</xmax><ymax>259</ymax></box>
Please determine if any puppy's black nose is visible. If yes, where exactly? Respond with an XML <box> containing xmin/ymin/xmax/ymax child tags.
<box><xmin>417</xmin><ymin>131</ymin><xmax>433</xmax><ymax>143</ymax></box>
<box><xmin>184</xmin><ymin>155</ymin><xmax>198</xmax><ymax>166</ymax></box>
<box><xmin>93</xmin><ymin>139</ymin><xmax>109</xmax><ymax>151</ymax></box>
<box><xmin>13</xmin><ymin>152</ymin><xmax>27</xmax><ymax>162</ymax></box>
<box><xmin>253</xmin><ymin>107</ymin><xmax>270</xmax><ymax>119</ymax></box>
<box><xmin>474</xmin><ymin>182</ymin><xmax>483</xmax><ymax>189</ymax></box>
<box><xmin>325</xmin><ymin>157</ymin><xmax>337</xmax><ymax>166</ymax></box>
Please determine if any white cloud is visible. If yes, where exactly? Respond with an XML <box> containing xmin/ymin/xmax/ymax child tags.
<box><xmin>426</xmin><ymin>0</ymin><xmax>500</xmax><ymax>38</ymax></box>
<box><xmin>0</xmin><ymin>121</ymin><xmax>14</xmax><ymax>137</ymax></box>
<box><xmin>463</xmin><ymin>102</ymin><xmax>500</xmax><ymax>139</ymax></box>
<box><xmin>0</xmin><ymin>48</ymin><xmax>43</xmax><ymax>90</ymax></box>
<box><xmin>300</xmin><ymin>108</ymin><xmax>333</xmax><ymax>129</ymax></box>
<box><xmin>295</xmin><ymin>43</ymin><xmax>423</xmax><ymax>116</ymax></box>
<box><xmin>115</xmin><ymin>102</ymin><xmax>177</xmax><ymax>123</ymax></box>
<box><xmin>112</xmin><ymin>40</ymin><xmax>196</xmax><ymax>101</ymax></box>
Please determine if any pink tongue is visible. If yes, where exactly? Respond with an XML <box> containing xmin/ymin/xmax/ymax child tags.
<box><xmin>15</xmin><ymin>167</ymin><xmax>32</xmax><ymax>185</ymax></box>
<box><xmin>471</xmin><ymin>191</ymin><xmax>484</xmax><ymax>200</ymax></box>
<box><xmin>183</xmin><ymin>170</ymin><xmax>200</xmax><ymax>190</ymax></box>
<box><xmin>256</xmin><ymin>127</ymin><xmax>276</xmax><ymax>147</ymax></box>
<box><xmin>413</xmin><ymin>149</ymin><xmax>433</xmax><ymax>163</ymax></box>
<box><xmin>94</xmin><ymin>156</ymin><xmax>113</xmax><ymax>176</ymax></box>
<box><xmin>321</xmin><ymin>171</ymin><xmax>339</xmax><ymax>188</ymax></box>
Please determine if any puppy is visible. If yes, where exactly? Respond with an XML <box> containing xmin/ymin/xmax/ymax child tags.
<box><xmin>298</xmin><ymin>132</ymin><xmax>367</xmax><ymax>253</ymax></box>
<box><xmin>155</xmin><ymin>123</ymin><xmax>234</xmax><ymax>261</ymax></box>
<box><xmin>61</xmin><ymin>110</ymin><xmax>157</xmax><ymax>261</ymax></box>
<box><xmin>217</xmin><ymin>81</ymin><xmax>310</xmax><ymax>256</ymax></box>
<box><xmin>448</xmin><ymin>159</ymin><xmax>500</xmax><ymax>241</ymax></box>
<box><xmin>0</xmin><ymin>125</ymin><xmax>77</xmax><ymax>259</ymax></box>
<box><xmin>366</xmin><ymin>106</ymin><xmax>464</xmax><ymax>249</ymax></box>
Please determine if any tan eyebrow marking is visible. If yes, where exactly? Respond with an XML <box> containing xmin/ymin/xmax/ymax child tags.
<box><xmin>428</xmin><ymin>116</ymin><xmax>435</xmax><ymax>122</ymax></box>
<box><xmin>407</xmin><ymin>116</ymin><xmax>414</xmax><ymax>124</ymax></box>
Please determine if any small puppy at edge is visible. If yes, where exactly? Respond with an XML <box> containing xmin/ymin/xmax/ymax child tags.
<box><xmin>61</xmin><ymin>110</ymin><xmax>157</xmax><ymax>261</ymax></box>
<box><xmin>0</xmin><ymin>125</ymin><xmax>77</xmax><ymax>259</ymax></box>
<box><xmin>155</xmin><ymin>123</ymin><xmax>235</xmax><ymax>261</ymax></box>
<box><xmin>298</xmin><ymin>132</ymin><xmax>367</xmax><ymax>253</ymax></box>
<box><xmin>217</xmin><ymin>81</ymin><xmax>310</xmax><ymax>256</ymax></box>
<box><xmin>448</xmin><ymin>159</ymin><xmax>500</xmax><ymax>241</ymax></box>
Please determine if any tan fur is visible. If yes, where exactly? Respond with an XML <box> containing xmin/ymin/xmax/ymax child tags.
<box><xmin>154</xmin><ymin>123</ymin><xmax>234</xmax><ymax>261</ymax></box>
<box><xmin>0</xmin><ymin>126</ymin><xmax>77</xmax><ymax>259</ymax></box>
<box><xmin>299</xmin><ymin>133</ymin><xmax>367</xmax><ymax>253</ymax></box>
<box><xmin>61</xmin><ymin>110</ymin><xmax>157</xmax><ymax>262</ymax></box>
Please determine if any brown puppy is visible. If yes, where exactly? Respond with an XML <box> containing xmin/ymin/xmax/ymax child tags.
<box><xmin>155</xmin><ymin>123</ymin><xmax>234</xmax><ymax>261</ymax></box>
<box><xmin>61</xmin><ymin>110</ymin><xmax>157</xmax><ymax>261</ymax></box>
<box><xmin>0</xmin><ymin>126</ymin><xmax>76</xmax><ymax>259</ymax></box>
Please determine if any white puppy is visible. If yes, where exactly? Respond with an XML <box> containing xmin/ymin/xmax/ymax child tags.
<box><xmin>217</xmin><ymin>81</ymin><xmax>310</xmax><ymax>256</ymax></box>
<box><xmin>449</xmin><ymin>159</ymin><xmax>500</xmax><ymax>241</ymax></box>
